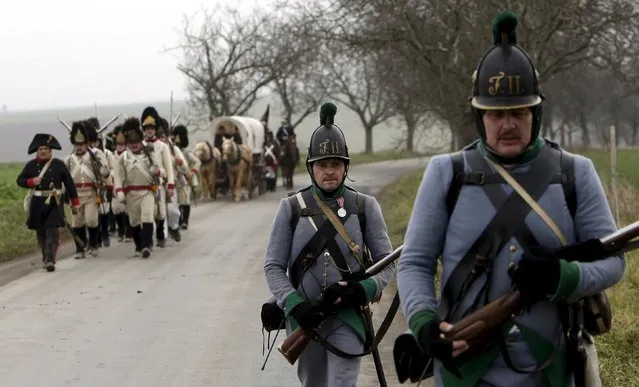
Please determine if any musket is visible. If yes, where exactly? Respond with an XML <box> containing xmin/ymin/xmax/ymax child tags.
<box><xmin>171</xmin><ymin>112</ymin><xmax>182</xmax><ymax>128</ymax></box>
<box><xmin>141</xmin><ymin>143</ymin><xmax>162</xmax><ymax>215</ymax></box>
<box><xmin>277</xmin><ymin>244</ymin><xmax>403</xmax><ymax>365</ymax></box>
<box><xmin>97</xmin><ymin>113</ymin><xmax>122</xmax><ymax>134</ymax></box>
<box><xmin>393</xmin><ymin>220</ymin><xmax>639</xmax><ymax>384</ymax></box>
<box><xmin>48</xmin><ymin>182</ymin><xmax>86</xmax><ymax>249</ymax></box>
<box><xmin>57</xmin><ymin>116</ymin><xmax>72</xmax><ymax>132</ymax></box>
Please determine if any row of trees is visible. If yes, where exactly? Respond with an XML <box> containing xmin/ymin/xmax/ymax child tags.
<box><xmin>168</xmin><ymin>0</ymin><xmax>639</xmax><ymax>153</ymax></box>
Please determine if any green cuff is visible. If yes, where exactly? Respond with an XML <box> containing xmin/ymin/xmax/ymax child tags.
<box><xmin>408</xmin><ymin>310</ymin><xmax>439</xmax><ymax>338</ymax></box>
<box><xmin>550</xmin><ymin>260</ymin><xmax>580</xmax><ymax>302</ymax></box>
<box><xmin>359</xmin><ymin>278</ymin><xmax>378</xmax><ymax>302</ymax></box>
<box><xmin>283</xmin><ymin>291</ymin><xmax>305</xmax><ymax>317</ymax></box>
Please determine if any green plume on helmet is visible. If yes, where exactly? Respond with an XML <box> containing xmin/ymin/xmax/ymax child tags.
<box><xmin>319</xmin><ymin>102</ymin><xmax>337</xmax><ymax>126</ymax></box>
<box><xmin>492</xmin><ymin>11</ymin><xmax>518</xmax><ymax>46</ymax></box>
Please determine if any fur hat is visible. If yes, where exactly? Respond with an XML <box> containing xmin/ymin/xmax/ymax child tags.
<box><xmin>122</xmin><ymin>117</ymin><xmax>144</xmax><ymax>143</ymax></box>
<box><xmin>171</xmin><ymin>124</ymin><xmax>189</xmax><ymax>147</ymax></box>
<box><xmin>70</xmin><ymin>121</ymin><xmax>89</xmax><ymax>145</ymax></box>
<box><xmin>156</xmin><ymin>117</ymin><xmax>169</xmax><ymax>137</ymax></box>
<box><xmin>28</xmin><ymin>133</ymin><xmax>62</xmax><ymax>154</ymax></box>
<box><xmin>140</xmin><ymin>106</ymin><xmax>160</xmax><ymax>128</ymax></box>
<box><xmin>111</xmin><ymin>124</ymin><xmax>126</xmax><ymax>145</ymax></box>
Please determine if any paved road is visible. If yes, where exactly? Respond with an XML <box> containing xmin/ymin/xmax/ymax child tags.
<box><xmin>0</xmin><ymin>157</ymin><xmax>430</xmax><ymax>387</ymax></box>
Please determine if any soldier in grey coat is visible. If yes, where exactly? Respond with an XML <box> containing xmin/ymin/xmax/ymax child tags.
<box><xmin>395</xmin><ymin>11</ymin><xmax>625</xmax><ymax>387</ymax></box>
<box><xmin>264</xmin><ymin>102</ymin><xmax>395</xmax><ymax>386</ymax></box>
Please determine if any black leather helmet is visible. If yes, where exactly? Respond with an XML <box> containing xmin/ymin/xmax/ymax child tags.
<box><xmin>470</xmin><ymin>11</ymin><xmax>544</xmax><ymax>143</ymax></box>
<box><xmin>306</xmin><ymin>102</ymin><xmax>350</xmax><ymax>164</ymax></box>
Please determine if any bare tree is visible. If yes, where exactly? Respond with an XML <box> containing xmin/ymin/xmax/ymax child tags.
<box><xmin>167</xmin><ymin>6</ymin><xmax>276</xmax><ymax>122</ymax></box>
<box><xmin>284</xmin><ymin>0</ymin><xmax>639</xmax><ymax>149</ymax></box>
<box><xmin>323</xmin><ymin>46</ymin><xmax>395</xmax><ymax>154</ymax></box>
<box><xmin>260</xmin><ymin>18</ymin><xmax>328</xmax><ymax>129</ymax></box>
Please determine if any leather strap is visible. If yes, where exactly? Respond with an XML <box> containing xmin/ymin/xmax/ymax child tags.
<box><xmin>289</xmin><ymin>190</ymin><xmax>352</xmax><ymax>289</ymax></box>
<box><xmin>489</xmin><ymin>158</ymin><xmax>568</xmax><ymax>246</ymax></box>
<box><xmin>465</xmin><ymin>150</ymin><xmax>559</xmax><ymax>374</ymax></box>
<box><xmin>312</xmin><ymin>190</ymin><xmax>365</xmax><ymax>267</ymax></box>
<box><xmin>439</xmin><ymin>145</ymin><xmax>561</xmax><ymax>322</ymax></box>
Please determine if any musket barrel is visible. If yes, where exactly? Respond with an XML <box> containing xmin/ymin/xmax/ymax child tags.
<box><xmin>600</xmin><ymin>220</ymin><xmax>639</xmax><ymax>251</ymax></box>
<box><xmin>365</xmin><ymin>244</ymin><xmax>403</xmax><ymax>277</ymax></box>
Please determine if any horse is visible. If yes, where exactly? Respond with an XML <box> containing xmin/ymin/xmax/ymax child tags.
<box><xmin>193</xmin><ymin>141</ymin><xmax>221</xmax><ymax>201</ymax></box>
<box><xmin>279</xmin><ymin>134</ymin><xmax>297</xmax><ymax>190</ymax></box>
<box><xmin>221</xmin><ymin>137</ymin><xmax>253</xmax><ymax>202</ymax></box>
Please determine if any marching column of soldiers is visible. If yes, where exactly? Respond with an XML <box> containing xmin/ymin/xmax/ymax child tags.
<box><xmin>18</xmin><ymin>105</ymin><xmax>201</xmax><ymax>268</ymax></box>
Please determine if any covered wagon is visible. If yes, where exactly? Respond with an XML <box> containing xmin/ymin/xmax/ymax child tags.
<box><xmin>208</xmin><ymin>116</ymin><xmax>267</xmax><ymax>197</ymax></box>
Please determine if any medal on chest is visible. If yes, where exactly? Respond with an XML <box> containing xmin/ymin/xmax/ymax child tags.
<box><xmin>337</xmin><ymin>196</ymin><xmax>346</xmax><ymax>218</ymax></box>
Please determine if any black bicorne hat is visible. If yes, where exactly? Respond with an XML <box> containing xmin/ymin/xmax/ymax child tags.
<box><xmin>28</xmin><ymin>133</ymin><xmax>62</xmax><ymax>154</ymax></box>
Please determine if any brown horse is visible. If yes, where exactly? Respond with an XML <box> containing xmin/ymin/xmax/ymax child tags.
<box><xmin>280</xmin><ymin>134</ymin><xmax>297</xmax><ymax>190</ymax></box>
<box><xmin>193</xmin><ymin>141</ymin><xmax>221</xmax><ymax>201</ymax></box>
<box><xmin>221</xmin><ymin>137</ymin><xmax>253</xmax><ymax>202</ymax></box>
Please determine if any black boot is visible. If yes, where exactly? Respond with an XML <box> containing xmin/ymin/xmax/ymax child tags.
<box><xmin>132</xmin><ymin>225</ymin><xmax>142</xmax><ymax>255</ymax></box>
<box><xmin>168</xmin><ymin>227</ymin><xmax>181</xmax><ymax>242</ymax></box>
<box><xmin>43</xmin><ymin>228</ymin><xmax>59</xmax><ymax>272</ymax></box>
<box><xmin>156</xmin><ymin>219</ymin><xmax>166</xmax><ymax>248</ymax></box>
<box><xmin>125</xmin><ymin>214</ymin><xmax>133</xmax><ymax>242</ymax></box>
<box><xmin>116</xmin><ymin>213</ymin><xmax>126</xmax><ymax>241</ymax></box>
<box><xmin>141</xmin><ymin>222</ymin><xmax>154</xmax><ymax>258</ymax></box>
<box><xmin>73</xmin><ymin>227</ymin><xmax>87</xmax><ymax>259</ymax></box>
<box><xmin>87</xmin><ymin>226</ymin><xmax>100</xmax><ymax>257</ymax></box>
<box><xmin>108</xmin><ymin>210</ymin><xmax>116</xmax><ymax>234</ymax></box>
<box><xmin>180</xmin><ymin>205</ymin><xmax>191</xmax><ymax>230</ymax></box>
<box><xmin>99</xmin><ymin>213</ymin><xmax>110</xmax><ymax>247</ymax></box>
<box><xmin>36</xmin><ymin>227</ymin><xmax>46</xmax><ymax>265</ymax></box>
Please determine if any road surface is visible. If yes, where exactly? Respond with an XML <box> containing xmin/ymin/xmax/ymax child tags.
<box><xmin>0</xmin><ymin>157</ymin><xmax>430</xmax><ymax>387</ymax></box>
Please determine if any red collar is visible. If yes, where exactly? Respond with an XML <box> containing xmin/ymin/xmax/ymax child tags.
<box><xmin>35</xmin><ymin>157</ymin><xmax>51</xmax><ymax>164</ymax></box>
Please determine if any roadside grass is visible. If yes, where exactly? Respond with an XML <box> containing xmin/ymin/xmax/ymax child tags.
<box><xmin>294</xmin><ymin>149</ymin><xmax>427</xmax><ymax>174</ymax></box>
<box><xmin>377</xmin><ymin>148</ymin><xmax>639</xmax><ymax>387</ymax></box>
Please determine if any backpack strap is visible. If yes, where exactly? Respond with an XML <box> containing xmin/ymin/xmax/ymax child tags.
<box><xmin>356</xmin><ymin>192</ymin><xmax>367</xmax><ymax>241</ymax></box>
<box><xmin>560</xmin><ymin>150</ymin><xmax>577</xmax><ymax>219</ymax></box>
<box><xmin>288</xmin><ymin>193</ymin><xmax>301</xmax><ymax>231</ymax></box>
<box><xmin>446</xmin><ymin>151</ymin><xmax>465</xmax><ymax>217</ymax></box>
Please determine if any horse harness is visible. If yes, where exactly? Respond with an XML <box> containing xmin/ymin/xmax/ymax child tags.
<box><xmin>225</xmin><ymin>141</ymin><xmax>251</xmax><ymax>166</ymax></box>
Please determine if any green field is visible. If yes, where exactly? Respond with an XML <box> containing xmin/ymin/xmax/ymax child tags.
<box><xmin>377</xmin><ymin>148</ymin><xmax>639</xmax><ymax>387</ymax></box>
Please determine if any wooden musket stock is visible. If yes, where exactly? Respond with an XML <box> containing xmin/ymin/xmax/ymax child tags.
<box><xmin>443</xmin><ymin>220</ymin><xmax>639</xmax><ymax>349</ymax></box>
<box><xmin>278</xmin><ymin>245</ymin><xmax>404</xmax><ymax>365</ymax></box>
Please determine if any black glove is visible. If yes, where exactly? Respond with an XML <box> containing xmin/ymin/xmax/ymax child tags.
<box><xmin>289</xmin><ymin>301</ymin><xmax>325</xmax><ymax>331</ymax></box>
<box><xmin>554</xmin><ymin>238</ymin><xmax>605</xmax><ymax>263</ymax></box>
<box><xmin>418</xmin><ymin>318</ymin><xmax>462</xmax><ymax>379</ymax></box>
<box><xmin>510</xmin><ymin>245</ymin><xmax>560</xmax><ymax>301</ymax></box>
<box><xmin>322</xmin><ymin>280</ymin><xmax>368</xmax><ymax>308</ymax></box>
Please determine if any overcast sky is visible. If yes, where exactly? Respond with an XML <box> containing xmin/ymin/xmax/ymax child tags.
<box><xmin>1</xmin><ymin>0</ymin><xmax>262</xmax><ymax>111</ymax></box>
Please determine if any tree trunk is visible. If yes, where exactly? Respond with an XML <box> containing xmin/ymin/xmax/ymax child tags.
<box><xmin>404</xmin><ymin>112</ymin><xmax>416</xmax><ymax>151</ymax></box>
<box><xmin>567</xmin><ymin>125</ymin><xmax>573</xmax><ymax>148</ymax></box>
<box><xmin>579</xmin><ymin>111</ymin><xmax>590</xmax><ymax>148</ymax></box>
<box><xmin>364</xmin><ymin>125</ymin><xmax>373</xmax><ymax>154</ymax></box>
